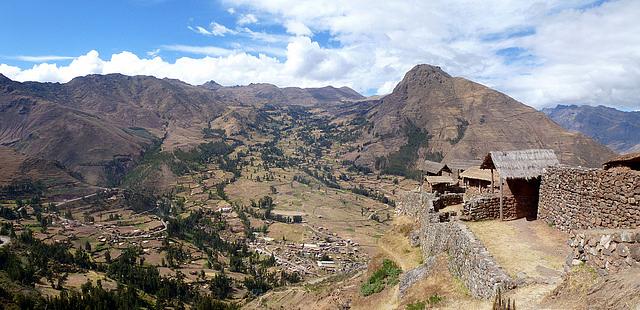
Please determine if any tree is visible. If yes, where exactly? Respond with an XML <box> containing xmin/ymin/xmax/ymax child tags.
<box><xmin>210</xmin><ymin>272</ymin><xmax>233</xmax><ymax>299</ymax></box>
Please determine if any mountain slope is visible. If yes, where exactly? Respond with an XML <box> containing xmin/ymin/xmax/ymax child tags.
<box><xmin>543</xmin><ymin>104</ymin><xmax>640</xmax><ymax>154</ymax></box>
<box><xmin>350</xmin><ymin>65</ymin><xmax>616</xmax><ymax>170</ymax></box>
<box><xmin>0</xmin><ymin>73</ymin><xmax>365</xmax><ymax>187</ymax></box>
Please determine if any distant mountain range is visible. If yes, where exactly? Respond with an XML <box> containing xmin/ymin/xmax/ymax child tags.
<box><xmin>0</xmin><ymin>65</ymin><xmax>618</xmax><ymax>194</ymax></box>
<box><xmin>543</xmin><ymin>105</ymin><xmax>640</xmax><ymax>154</ymax></box>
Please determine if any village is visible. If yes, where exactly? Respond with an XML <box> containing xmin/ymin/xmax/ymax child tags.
<box><xmin>397</xmin><ymin>148</ymin><xmax>640</xmax><ymax>306</ymax></box>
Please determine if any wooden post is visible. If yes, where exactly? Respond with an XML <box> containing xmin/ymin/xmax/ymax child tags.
<box><xmin>491</xmin><ymin>169</ymin><xmax>495</xmax><ymax>193</ymax></box>
<box><xmin>420</xmin><ymin>172</ymin><xmax>424</xmax><ymax>208</ymax></box>
<box><xmin>499</xmin><ymin>176</ymin><xmax>504</xmax><ymax>221</ymax></box>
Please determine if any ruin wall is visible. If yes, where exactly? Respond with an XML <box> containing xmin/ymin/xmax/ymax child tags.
<box><xmin>566</xmin><ymin>229</ymin><xmax>640</xmax><ymax>275</ymax></box>
<box><xmin>419</xmin><ymin>213</ymin><xmax>513</xmax><ymax>298</ymax></box>
<box><xmin>462</xmin><ymin>195</ymin><xmax>519</xmax><ymax>221</ymax></box>
<box><xmin>538</xmin><ymin>167</ymin><xmax>640</xmax><ymax>231</ymax></box>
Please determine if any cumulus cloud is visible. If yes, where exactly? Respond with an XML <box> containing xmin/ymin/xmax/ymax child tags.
<box><xmin>2</xmin><ymin>0</ymin><xmax>639</xmax><ymax>110</ymax></box>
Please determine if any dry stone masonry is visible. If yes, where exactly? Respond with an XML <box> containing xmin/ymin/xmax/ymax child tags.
<box><xmin>397</xmin><ymin>189</ymin><xmax>515</xmax><ymax>298</ymax></box>
<box><xmin>462</xmin><ymin>195</ymin><xmax>518</xmax><ymax>221</ymax></box>
<box><xmin>566</xmin><ymin>229</ymin><xmax>640</xmax><ymax>275</ymax></box>
<box><xmin>419</xmin><ymin>213</ymin><xmax>514</xmax><ymax>299</ymax></box>
<box><xmin>538</xmin><ymin>167</ymin><xmax>640</xmax><ymax>231</ymax></box>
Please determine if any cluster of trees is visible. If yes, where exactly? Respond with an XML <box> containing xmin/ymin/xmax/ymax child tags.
<box><xmin>350</xmin><ymin>185</ymin><xmax>396</xmax><ymax>207</ymax></box>
<box><xmin>0</xmin><ymin>179</ymin><xmax>45</xmax><ymax>200</ymax></box>
<box><xmin>375</xmin><ymin>120</ymin><xmax>440</xmax><ymax>179</ymax></box>
<box><xmin>342</xmin><ymin>160</ymin><xmax>373</xmax><ymax>175</ymax></box>
<box><xmin>300</xmin><ymin>166</ymin><xmax>340</xmax><ymax>189</ymax></box>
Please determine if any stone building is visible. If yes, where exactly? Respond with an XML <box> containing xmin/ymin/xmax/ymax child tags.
<box><xmin>460</xmin><ymin>167</ymin><xmax>499</xmax><ymax>195</ymax></box>
<box><xmin>479</xmin><ymin>149</ymin><xmax>559</xmax><ymax>220</ymax></box>
<box><xmin>446</xmin><ymin>159</ymin><xmax>483</xmax><ymax>181</ymax></box>
<box><xmin>538</xmin><ymin>152</ymin><xmax>640</xmax><ymax>231</ymax></box>
<box><xmin>603</xmin><ymin>152</ymin><xmax>640</xmax><ymax>170</ymax></box>
<box><xmin>420</xmin><ymin>160</ymin><xmax>452</xmax><ymax>176</ymax></box>
<box><xmin>425</xmin><ymin>175</ymin><xmax>457</xmax><ymax>194</ymax></box>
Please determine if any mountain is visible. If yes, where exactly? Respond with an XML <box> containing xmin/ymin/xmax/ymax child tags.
<box><xmin>543</xmin><ymin>104</ymin><xmax>640</xmax><ymax>154</ymax></box>
<box><xmin>0</xmin><ymin>74</ymin><xmax>364</xmax><ymax>189</ymax></box>
<box><xmin>348</xmin><ymin>64</ymin><xmax>616</xmax><ymax>172</ymax></box>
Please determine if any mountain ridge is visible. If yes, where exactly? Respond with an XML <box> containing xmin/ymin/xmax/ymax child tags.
<box><xmin>543</xmin><ymin>104</ymin><xmax>640</xmax><ymax>154</ymax></box>
<box><xmin>347</xmin><ymin>64</ymin><xmax>616</xmax><ymax>172</ymax></box>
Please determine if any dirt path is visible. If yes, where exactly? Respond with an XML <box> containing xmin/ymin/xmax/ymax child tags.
<box><xmin>466</xmin><ymin>218</ymin><xmax>569</xmax><ymax>279</ymax></box>
<box><xmin>376</xmin><ymin>217</ymin><xmax>422</xmax><ymax>271</ymax></box>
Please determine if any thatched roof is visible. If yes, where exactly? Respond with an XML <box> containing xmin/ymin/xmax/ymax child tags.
<box><xmin>420</xmin><ymin>160</ymin><xmax>451</xmax><ymax>175</ymax></box>
<box><xmin>425</xmin><ymin>176</ymin><xmax>456</xmax><ymax>185</ymax></box>
<box><xmin>480</xmin><ymin>149</ymin><xmax>559</xmax><ymax>179</ymax></box>
<box><xmin>460</xmin><ymin>167</ymin><xmax>498</xmax><ymax>182</ymax></box>
<box><xmin>603</xmin><ymin>152</ymin><xmax>640</xmax><ymax>170</ymax></box>
<box><xmin>446</xmin><ymin>159</ymin><xmax>483</xmax><ymax>171</ymax></box>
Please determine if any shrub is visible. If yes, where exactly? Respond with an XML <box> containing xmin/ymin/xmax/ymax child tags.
<box><xmin>360</xmin><ymin>259</ymin><xmax>402</xmax><ymax>296</ymax></box>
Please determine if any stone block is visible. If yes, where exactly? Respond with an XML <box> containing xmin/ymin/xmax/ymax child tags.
<box><xmin>629</xmin><ymin>244</ymin><xmax>640</xmax><ymax>261</ymax></box>
<box><xmin>616</xmin><ymin>245</ymin><xmax>629</xmax><ymax>257</ymax></box>
<box><xmin>601</xmin><ymin>235</ymin><xmax>612</xmax><ymax>249</ymax></box>
<box><xmin>620</xmin><ymin>231</ymin><xmax>634</xmax><ymax>242</ymax></box>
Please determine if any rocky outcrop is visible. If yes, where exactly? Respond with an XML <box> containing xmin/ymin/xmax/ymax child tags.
<box><xmin>538</xmin><ymin>166</ymin><xmax>640</xmax><ymax>231</ymax></box>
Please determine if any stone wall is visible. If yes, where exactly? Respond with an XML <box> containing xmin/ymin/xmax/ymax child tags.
<box><xmin>462</xmin><ymin>195</ymin><xmax>518</xmax><ymax>221</ymax></box>
<box><xmin>435</xmin><ymin>193</ymin><xmax>464</xmax><ymax>210</ymax></box>
<box><xmin>538</xmin><ymin>167</ymin><xmax>640</xmax><ymax>231</ymax></box>
<box><xmin>566</xmin><ymin>229</ymin><xmax>640</xmax><ymax>275</ymax></box>
<box><xmin>419</xmin><ymin>213</ymin><xmax>514</xmax><ymax>298</ymax></box>
<box><xmin>397</xmin><ymin>190</ymin><xmax>435</xmax><ymax>219</ymax></box>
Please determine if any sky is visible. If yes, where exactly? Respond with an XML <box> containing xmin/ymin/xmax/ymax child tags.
<box><xmin>0</xmin><ymin>0</ymin><xmax>639</xmax><ymax>111</ymax></box>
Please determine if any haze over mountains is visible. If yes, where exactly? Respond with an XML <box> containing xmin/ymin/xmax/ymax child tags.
<box><xmin>543</xmin><ymin>104</ymin><xmax>640</xmax><ymax>154</ymax></box>
<box><xmin>0</xmin><ymin>65</ymin><xmax>617</xmax><ymax>193</ymax></box>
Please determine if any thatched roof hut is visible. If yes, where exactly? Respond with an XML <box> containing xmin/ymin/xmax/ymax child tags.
<box><xmin>420</xmin><ymin>160</ymin><xmax>451</xmax><ymax>175</ymax></box>
<box><xmin>446</xmin><ymin>159</ymin><xmax>483</xmax><ymax>172</ymax></box>
<box><xmin>460</xmin><ymin>167</ymin><xmax>499</xmax><ymax>182</ymax></box>
<box><xmin>603</xmin><ymin>152</ymin><xmax>640</xmax><ymax>170</ymax></box>
<box><xmin>425</xmin><ymin>176</ymin><xmax>456</xmax><ymax>185</ymax></box>
<box><xmin>480</xmin><ymin>149</ymin><xmax>559</xmax><ymax>180</ymax></box>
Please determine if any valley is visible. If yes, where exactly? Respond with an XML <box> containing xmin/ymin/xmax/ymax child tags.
<box><xmin>0</xmin><ymin>65</ymin><xmax>637</xmax><ymax>309</ymax></box>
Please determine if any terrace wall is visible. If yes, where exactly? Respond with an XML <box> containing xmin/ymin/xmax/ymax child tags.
<box><xmin>566</xmin><ymin>229</ymin><xmax>640</xmax><ymax>275</ymax></box>
<box><xmin>538</xmin><ymin>167</ymin><xmax>640</xmax><ymax>231</ymax></box>
<box><xmin>419</xmin><ymin>213</ymin><xmax>514</xmax><ymax>298</ymax></box>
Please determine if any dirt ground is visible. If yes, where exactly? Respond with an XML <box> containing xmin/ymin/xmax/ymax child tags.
<box><xmin>466</xmin><ymin>218</ymin><xmax>569</xmax><ymax>279</ymax></box>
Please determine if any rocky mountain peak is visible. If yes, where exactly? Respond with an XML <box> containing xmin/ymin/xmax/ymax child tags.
<box><xmin>0</xmin><ymin>73</ymin><xmax>12</xmax><ymax>84</ymax></box>
<box><xmin>392</xmin><ymin>64</ymin><xmax>452</xmax><ymax>94</ymax></box>
<box><xmin>201</xmin><ymin>80</ymin><xmax>222</xmax><ymax>90</ymax></box>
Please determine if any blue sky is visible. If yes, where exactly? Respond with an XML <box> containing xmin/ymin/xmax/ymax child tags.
<box><xmin>0</xmin><ymin>0</ymin><xmax>638</xmax><ymax>110</ymax></box>
<box><xmin>1</xmin><ymin>1</ymin><xmax>284</xmax><ymax>63</ymax></box>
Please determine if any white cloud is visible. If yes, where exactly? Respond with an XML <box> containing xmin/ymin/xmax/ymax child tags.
<box><xmin>237</xmin><ymin>13</ymin><xmax>258</xmax><ymax>25</ymax></box>
<box><xmin>227</xmin><ymin>7</ymin><xmax>235</xmax><ymax>15</ymax></box>
<box><xmin>221</xmin><ymin>0</ymin><xmax>640</xmax><ymax>110</ymax></box>
<box><xmin>161</xmin><ymin>44</ymin><xmax>234</xmax><ymax>56</ymax></box>
<box><xmin>284</xmin><ymin>20</ymin><xmax>312</xmax><ymax>36</ymax></box>
<box><xmin>2</xmin><ymin>1</ymin><xmax>639</xmax><ymax>110</ymax></box>
<box><xmin>9</xmin><ymin>55</ymin><xmax>75</xmax><ymax>62</ymax></box>
<box><xmin>188</xmin><ymin>22</ymin><xmax>236</xmax><ymax>36</ymax></box>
